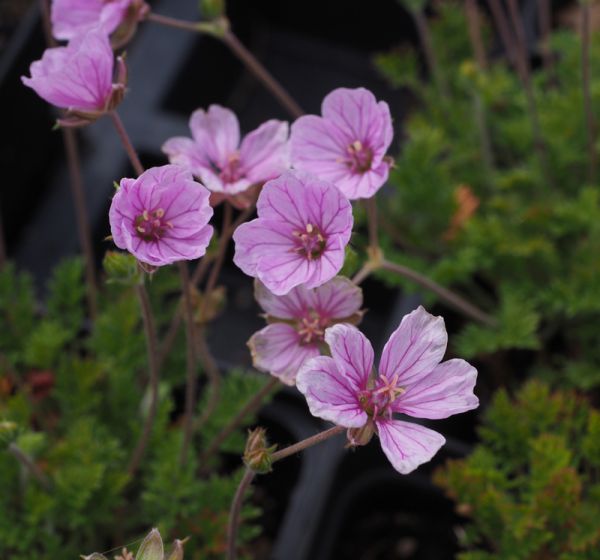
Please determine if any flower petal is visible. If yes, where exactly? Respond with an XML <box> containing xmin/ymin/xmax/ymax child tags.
<box><xmin>312</xmin><ymin>276</ymin><xmax>363</xmax><ymax>319</ymax></box>
<box><xmin>248</xmin><ymin>323</ymin><xmax>318</xmax><ymax>385</ymax></box>
<box><xmin>254</xmin><ymin>280</ymin><xmax>311</xmax><ymax>319</ymax></box>
<box><xmin>240</xmin><ymin>120</ymin><xmax>290</xmax><ymax>183</ymax></box>
<box><xmin>379</xmin><ymin>306</ymin><xmax>447</xmax><ymax>386</ymax></box>
<box><xmin>189</xmin><ymin>105</ymin><xmax>240</xmax><ymax>167</ymax></box>
<box><xmin>324</xmin><ymin>324</ymin><xmax>373</xmax><ymax>392</ymax></box>
<box><xmin>394</xmin><ymin>359</ymin><xmax>479</xmax><ymax>419</ymax></box>
<box><xmin>297</xmin><ymin>356</ymin><xmax>367</xmax><ymax>428</ymax></box>
<box><xmin>376</xmin><ymin>420</ymin><xmax>445</xmax><ymax>475</ymax></box>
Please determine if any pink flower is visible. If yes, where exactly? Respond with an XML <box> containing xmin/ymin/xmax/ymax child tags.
<box><xmin>21</xmin><ymin>27</ymin><xmax>126</xmax><ymax>124</ymax></box>
<box><xmin>51</xmin><ymin>0</ymin><xmax>146</xmax><ymax>42</ymax></box>
<box><xmin>249</xmin><ymin>277</ymin><xmax>364</xmax><ymax>385</ymax></box>
<box><xmin>109</xmin><ymin>165</ymin><xmax>214</xmax><ymax>267</ymax></box>
<box><xmin>232</xmin><ymin>171</ymin><xmax>353</xmax><ymax>295</ymax></box>
<box><xmin>296</xmin><ymin>306</ymin><xmax>479</xmax><ymax>474</ymax></box>
<box><xmin>290</xmin><ymin>87</ymin><xmax>394</xmax><ymax>200</ymax></box>
<box><xmin>162</xmin><ymin>105</ymin><xmax>290</xmax><ymax>207</ymax></box>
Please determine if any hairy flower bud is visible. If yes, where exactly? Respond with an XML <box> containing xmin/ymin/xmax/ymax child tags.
<box><xmin>136</xmin><ymin>529</ymin><xmax>163</xmax><ymax>560</ymax></box>
<box><xmin>243</xmin><ymin>427</ymin><xmax>276</xmax><ymax>474</ymax></box>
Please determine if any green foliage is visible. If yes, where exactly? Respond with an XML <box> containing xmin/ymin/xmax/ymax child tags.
<box><xmin>374</xmin><ymin>1</ymin><xmax>600</xmax><ymax>388</ymax></box>
<box><xmin>0</xmin><ymin>260</ymin><xmax>269</xmax><ymax>559</ymax></box>
<box><xmin>434</xmin><ymin>381</ymin><xmax>600</xmax><ymax>559</ymax></box>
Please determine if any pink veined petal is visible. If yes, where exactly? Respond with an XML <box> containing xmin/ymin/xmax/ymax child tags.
<box><xmin>240</xmin><ymin>120</ymin><xmax>290</xmax><ymax>183</ymax></box>
<box><xmin>376</xmin><ymin>419</ymin><xmax>446</xmax><ymax>475</ymax></box>
<box><xmin>379</xmin><ymin>306</ymin><xmax>448</xmax><ymax>386</ymax></box>
<box><xmin>302</xmin><ymin>237</ymin><xmax>346</xmax><ymax>290</ymax></box>
<box><xmin>51</xmin><ymin>0</ymin><xmax>131</xmax><ymax>39</ymax></box>
<box><xmin>256</xmin><ymin>172</ymin><xmax>312</xmax><ymax>229</ymax></box>
<box><xmin>162</xmin><ymin>137</ymin><xmax>211</xmax><ymax>178</ymax></box>
<box><xmin>311</xmin><ymin>276</ymin><xmax>363</xmax><ymax>319</ymax></box>
<box><xmin>248</xmin><ymin>323</ymin><xmax>319</xmax><ymax>385</ymax></box>
<box><xmin>290</xmin><ymin>115</ymin><xmax>349</xmax><ymax>175</ymax></box>
<box><xmin>305</xmin><ymin>176</ymin><xmax>353</xmax><ymax>239</ymax></box>
<box><xmin>255</xmin><ymin>250</ymin><xmax>313</xmax><ymax>296</ymax></box>
<box><xmin>296</xmin><ymin>356</ymin><xmax>368</xmax><ymax>428</ymax></box>
<box><xmin>324</xmin><ymin>324</ymin><xmax>373</xmax><ymax>392</ymax></box>
<box><xmin>189</xmin><ymin>105</ymin><xmax>240</xmax><ymax>168</ymax></box>
<box><xmin>393</xmin><ymin>359</ymin><xmax>479</xmax><ymax>419</ymax></box>
<box><xmin>335</xmin><ymin>159</ymin><xmax>391</xmax><ymax>200</ymax></box>
<box><xmin>254</xmin><ymin>280</ymin><xmax>311</xmax><ymax>319</ymax></box>
<box><xmin>233</xmin><ymin>218</ymin><xmax>296</xmax><ymax>279</ymax></box>
<box><xmin>321</xmin><ymin>87</ymin><xmax>387</xmax><ymax>151</ymax></box>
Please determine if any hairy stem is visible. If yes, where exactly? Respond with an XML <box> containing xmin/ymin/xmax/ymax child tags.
<box><xmin>8</xmin><ymin>442</ymin><xmax>52</xmax><ymax>491</ymax></box>
<box><xmin>109</xmin><ymin>111</ymin><xmax>144</xmax><ymax>176</ymax></box>
<box><xmin>146</xmin><ymin>13</ymin><xmax>304</xmax><ymax>119</ymax></box>
<box><xmin>581</xmin><ymin>0</ymin><xmax>596</xmax><ymax>183</ymax></box>
<box><xmin>127</xmin><ymin>282</ymin><xmax>160</xmax><ymax>476</ymax></box>
<box><xmin>352</xmin><ymin>263</ymin><xmax>373</xmax><ymax>286</ymax></box>
<box><xmin>179</xmin><ymin>262</ymin><xmax>198</xmax><ymax>466</ymax></box>
<box><xmin>380</xmin><ymin>259</ymin><xmax>496</xmax><ymax>326</ymax></box>
<box><xmin>226</xmin><ymin>425</ymin><xmax>345</xmax><ymax>559</ymax></box>
<box><xmin>63</xmin><ymin>129</ymin><xmax>99</xmax><ymax>321</ymax></box>
<box><xmin>199</xmin><ymin>377</ymin><xmax>279</xmax><ymax>466</ymax></box>
<box><xmin>226</xmin><ymin>468</ymin><xmax>256</xmax><ymax>560</ymax></box>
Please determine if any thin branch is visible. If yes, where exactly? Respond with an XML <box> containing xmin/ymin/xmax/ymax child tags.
<box><xmin>486</xmin><ymin>0</ymin><xmax>518</xmax><ymax>70</ymax></box>
<box><xmin>352</xmin><ymin>264</ymin><xmax>373</xmax><ymax>286</ymax></box>
<box><xmin>380</xmin><ymin>259</ymin><xmax>496</xmax><ymax>327</ymax></box>
<box><xmin>63</xmin><ymin>129</ymin><xmax>99</xmax><ymax>321</ymax></box>
<box><xmin>179</xmin><ymin>262</ymin><xmax>198</xmax><ymax>466</ymax></box>
<box><xmin>146</xmin><ymin>13</ymin><xmax>304</xmax><ymax>119</ymax></box>
<box><xmin>226</xmin><ymin>468</ymin><xmax>256</xmax><ymax>560</ymax></box>
<box><xmin>270</xmin><ymin>425</ymin><xmax>345</xmax><ymax>463</ymax></box>
<box><xmin>199</xmin><ymin>377</ymin><xmax>279</xmax><ymax>465</ymax></box>
<box><xmin>8</xmin><ymin>442</ymin><xmax>52</xmax><ymax>491</ymax></box>
<box><xmin>465</xmin><ymin>0</ymin><xmax>488</xmax><ymax>70</ymax></box>
<box><xmin>537</xmin><ymin>0</ymin><xmax>553</xmax><ymax>73</ymax></box>
<box><xmin>581</xmin><ymin>0</ymin><xmax>596</xmax><ymax>182</ymax></box>
<box><xmin>127</xmin><ymin>282</ymin><xmax>161</xmax><ymax>476</ymax></box>
<box><xmin>109</xmin><ymin>111</ymin><xmax>144</xmax><ymax>176</ymax></box>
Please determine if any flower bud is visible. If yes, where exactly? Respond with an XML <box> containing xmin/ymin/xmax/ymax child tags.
<box><xmin>347</xmin><ymin>419</ymin><xmax>375</xmax><ymax>447</ymax></box>
<box><xmin>136</xmin><ymin>529</ymin><xmax>163</xmax><ymax>560</ymax></box>
<box><xmin>165</xmin><ymin>538</ymin><xmax>189</xmax><ymax>560</ymax></box>
<box><xmin>243</xmin><ymin>427</ymin><xmax>277</xmax><ymax>474</ymax></box>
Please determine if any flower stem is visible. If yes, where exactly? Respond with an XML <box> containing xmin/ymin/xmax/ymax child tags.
<box><xmin>226</xmin><ymin>425</ymin><xmax>345</xmax><ymax>559</ymax></box>
<box><xmin>193</xmin><ymin>327</ymin><xmax>222</xmax><ymax>433</ymax></box>
<box><xmin>146</xmin><ymin>13</ymin><xmax>304</xmax><ymax>119</ymax></box>
<box><xmin>199</xmin><ymin>377</ymin><xmax>279</xmax><ymax>467</ymax></box>
<box><xmin>581</xmin><ymin>0</ymin><xmax>596</xmax><ymax>183</ymax></box>
<box><xmin>63</xmin><ymin>128</ymin><xmax>99</xmax><ymax>321</ymax></box>
<box><xmin>8</xmin><ymin>442</ymin><xmax>52</xmax><ymax>491</ymax></box>
<box><xmin>380</xmin><ymin>259</ymin><xmax>496</xmax><ymax>327</ymax></box>
<box><xmin>179</xmin><ymin>262</ymin><xmax>198</xmax><ymax>466</ymax></box>
<box><xmin>226</xmin><ymin>468</ymin><xmax>256</xmax><ymax>560</ymax></box>
<box><xmin>352</xmin><ymin>263</ymin><xmax>373</xmax><ymax>286</ymax></box>
<box><xmin>537</xmin><ymin>0</ymin><xmax>553</xmax><ymax>74</ymax></box>
<box><xmin>127</xmin><ymin>281</ymin><xmax>160</xmax><ymax>476</ymax></box>
<box><xmin>109</xmin><ymin>111</ymin><xmax>145</xmax><ymax>176</ymax></box>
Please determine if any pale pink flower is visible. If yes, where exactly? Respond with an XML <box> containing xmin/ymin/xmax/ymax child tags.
<box><xmin>296</xmin><ymin>306</ymin><xmax>479</xmax><ymax>474</ymax></box>
<box><xmin>51</xmin><ymin>0</ymin><xmax>146</xmax><ymax>42</ymax></box>
<box><xmin>232</xmin><ymin>171</ymin><xmax>353</xmax><ymax>295</ymax></box>
<box><xmin>21</xmin><ymin>27</ymin><xmax>126</xmax><ymax>126</ymax></box>
<box><xmin>290</xmin><ymin>87</ymin><xmax>394</xmax><ymax>200</ymax></box>
<box><xmin>109</xmin><ymin>165</ymin><xmax>213</xmax><ymax>267</ymax></box>
<box><xmin>162</xmin><ymin>105</ymin><xmax>290</xmax><ymax>207</ymax></box>
<box><xmin>249</xmin><ymin>277</ymin><xmax>364</xmax><ymax>385</ymax></box>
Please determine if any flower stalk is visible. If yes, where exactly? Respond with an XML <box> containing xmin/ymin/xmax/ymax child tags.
<box><xmin>109</xmin><ymin>111</ymin><xmax>144</xmax><ymax>176</ymax></box>
<box><xmin>146</xmin><ymin>12</ymin><xmax>304</xmax><ymax>119</ymax></box>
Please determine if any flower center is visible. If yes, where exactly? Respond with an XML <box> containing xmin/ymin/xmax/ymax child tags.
<box><xmin>358</xmin><ymin>373</ymin><xmax>405</xmax><ymax>419</ymax></box>
<box><xmin>293</xmin><ymin>223</ymin><xmax>327</xmax><ymax>260</ymax></box>
<box><xmin>134</xmin><ymin>208</ymin><xmax>173</xmax><ymax>241</ymax></box>
<box><xmin>346</xmin><ymin>140</ymin><xmax>373</xmax><ymax>173</ymax></box>
<box><xmin>217</xmin><ymin>152</ymin><xmax>244</xmax><ymax>185</ymax></box>
<box><xmin>296</xmin><ymin>310</ymin><xmax>329</xmax><ymax>345</ymax></box>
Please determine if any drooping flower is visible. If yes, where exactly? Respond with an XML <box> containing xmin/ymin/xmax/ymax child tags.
<box><xmin>21</xmin><ymin>27</ymin><xmax>126</xmax><ymax>126</ymax></box>
<box><xmin>109</xmin><ymin>165</ymin><xmax>213</xmax><ymax>267</ymax></box>
<box><xmin>296</xmin><ymin>306</ymin><xmax>479</xmax><ymax>474</ymax></box>
<box><xmin>233</xmin><ymin>170</ymin><xmax>353</xmax><ymax>295</ymax></box>
<box><xmin>290</xmin><ymin>87</ymin><xmax>394</xmax><ymax>200</ymax></box>
<box><xmin>249</xmin><ymin>276</ymin><xmax>364</xmax><ymax>385</ymax></box>
<box><xmin>162</xmin><ymin>105</ymin><xmax>290</xmax><ymax>208</ymax></box>
<box><xmin>51</xmin><ymin>0</ymin><xmax>148</xmax><ymax>44</ymax></box>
